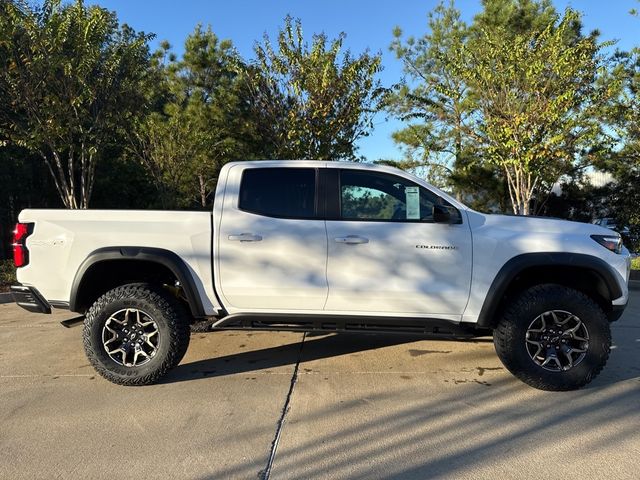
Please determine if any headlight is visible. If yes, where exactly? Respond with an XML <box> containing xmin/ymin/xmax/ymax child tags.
<box><xmin>591</xmin><ymin>234</ymin><xmax>623</xmax><ymax>254</ymax></box>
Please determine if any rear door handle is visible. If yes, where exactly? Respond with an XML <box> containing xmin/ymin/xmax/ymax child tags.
<box><xmin>228</xmin><ymin>233</ymin><xmax>263</xmax><ymax>242</ymax></box>
<box><xmin>334</xmin><ymin>235</ymin><xmax>369</xmax><ymax>245</ymax></box>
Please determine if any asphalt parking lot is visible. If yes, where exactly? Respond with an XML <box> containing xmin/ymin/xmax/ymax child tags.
<box><xmin>1</xmin><ymin>292</ymin><xmax>639</xmax><ymax>480</ymax></box>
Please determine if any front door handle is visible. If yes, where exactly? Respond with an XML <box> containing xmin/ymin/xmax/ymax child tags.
<box><xmin>334</xmin><ymin>235</ymin><xmax>369</xmax><ymax>245</ymax></box>
<box><xmin>228</xmin><ymin>233</ymin><xmax>263</xmax><ymax>242</ymax></box>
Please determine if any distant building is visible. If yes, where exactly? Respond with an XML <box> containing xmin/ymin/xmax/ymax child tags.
<box><xmin>585</xmin><ymin>170</ymin><xmax>615</xmax><ymax>188</ymax></box>
<box><xmin>552</xmin><ymin>170</ymin><xmax>614</xmax><ymax>194</ymax></box>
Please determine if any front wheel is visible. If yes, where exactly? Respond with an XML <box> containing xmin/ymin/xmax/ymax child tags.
<box><xmin>493</xmin><ymin>284</ymin><xmax>611</xmax><ymax>391</ymax></box>
<box><xmin>83</xmin><ymin>283</ymin><xmax>191</xmax><ymax>386</ymax></box>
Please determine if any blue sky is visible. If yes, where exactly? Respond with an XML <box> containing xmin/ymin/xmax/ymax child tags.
<box><xmin>89</xmin><ymin>0</ymin><xmax>640</xmax><ymax>161</ymax></box>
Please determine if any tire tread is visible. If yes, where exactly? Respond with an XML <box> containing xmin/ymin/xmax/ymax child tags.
<box><xmin>83</xmin><ymin>283</ymin><xmax>190</xmax><ymax>386</ymax></box>
<box><xmin>494</xmin><ymin>284</ymin><xmax>611</xmax><ymax>391</ymax></box>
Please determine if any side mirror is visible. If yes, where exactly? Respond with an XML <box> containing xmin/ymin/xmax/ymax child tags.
<box><xmin>433</xmin><ymin>204</ymin><xmax>452</xmax><ymax>224</ymax></box>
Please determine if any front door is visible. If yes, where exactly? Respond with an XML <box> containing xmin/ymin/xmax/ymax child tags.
<box><xmin>217</xmin><ymin>165</ymin><xmax>328</xmax><ymax>311</ymax></box>
<box><xmin>324</xmin><ymin>168</ymin><xmax>472</xmax><ymax>316</ymax></box>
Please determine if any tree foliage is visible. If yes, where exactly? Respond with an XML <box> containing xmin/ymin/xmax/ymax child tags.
<box><xmin>388</xmin><ymin>0</ymin><xmax>611</xmax><ymax>215</ymax></box>
<box><xmin>130</xmin><ymin>26</ymin><xmax>255</xmax><ymax>208</ymax></box>
<box><xmin>462</xmin><ymin>10</ymin><xmax>608</xmax><ymax>215</ymax></box>
<box><xmin>0</xmin><ymin>0</ymin><xmax>152</xmax><ymax>208</ymax></box>
<box><xmin>471</xmin><ymin>0</ymin><xmax>561</xmax><ymax>35</ymax></box>
<box><xmin>593</xmin><ymin>7</ymin><xmax>640</xmax><ymax>248</ymax></box>
<box><xmin>388</xmin><ymin>2</ymin><xmax>474</xmax><ymax>189</ymax></box>
<box><xmin>243</xmin><ymin>16</ymin><xmax>383</xmax><ymax>161</ymax></box>
<box><xmin>1</xmin><ymin>0</ymin><xmax>640</xmax><ymax>252</ymax></box>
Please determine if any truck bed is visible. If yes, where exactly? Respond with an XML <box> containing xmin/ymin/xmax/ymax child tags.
<box><xmin>16</xmin><ymin>209</ymin><xmax>222</xmax><ymax>315</ymax></box>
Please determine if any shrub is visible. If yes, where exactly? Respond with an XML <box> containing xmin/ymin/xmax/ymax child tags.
<box><xmin>0</xmin><ymin>259</ymin><xmax>16</xmax><ymax>290</ymax></box>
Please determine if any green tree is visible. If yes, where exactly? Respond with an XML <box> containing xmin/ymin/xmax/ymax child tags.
<box><xmin>472</xmin><ymin>0</ymin><xmax>561</xmax><ymax>35</ymax></box>
<box><xmin>461</xmin><ymin>10</ymin><xmax>608</xmax><ymax>215</ymax></box>
<box><xmin>594</xmin><ymin>5</ymin><xmax>640</xmax><ymax>249</ymax></box>
<box><xmin>388</xmin><ymin>2</ymin><xmax>504</xmax><ymax>209</ymax></box>
<box><xmin>177</xmin><ymin>26</ymin><xmax>258</xmax><ymax>206</ymax></box>
<box><xmin>130</xmin><ymin>110</ymin><xmax>201</xmax><ymax>209</ymax></box>
<box><xmin>0</xmin><ymin>0</ymin><xmax>152</xmax><ymax>208</ymax></box>
<box><xmin>388</xmin><ymin>1</ymin><xmax>556</xmax><ymax>210</ymax></box>
<box><xmin>131</xmin><ymin>26</ymin><xmax>256</xmax><ymax>208</ymax></box>
<box><xmin>388</xmin><ymin>3</ymin><xmax>470</xmax><ymax>184</ymax></box>
<box><xmin>389</xmin><ymin>1</ymin><xmax>611</xmax><ymax>215</ymax></box>
<box><xmin>243</xmin><ymin>16</ymin><xmax>383</xmax><ymax>161</ymax></box>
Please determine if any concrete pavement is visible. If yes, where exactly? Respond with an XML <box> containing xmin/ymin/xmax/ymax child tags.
<box><xmin>0</xmin><ymin>307</ymin><xmax>302</xmax><ymax>479</ymax></box>
<box><xmin>0</xmin><ymin>293</ymin><xmax>639</xmax><ymax>479</ymax></box>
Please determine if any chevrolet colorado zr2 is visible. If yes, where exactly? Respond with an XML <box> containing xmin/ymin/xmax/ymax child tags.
<box><xmin>10</xmin><ymin>161</ymin><xmax>631</xmax><ymax>390</ymax></box>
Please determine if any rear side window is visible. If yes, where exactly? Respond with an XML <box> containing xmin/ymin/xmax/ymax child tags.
<box><xmin>239</xmin><ymin>168</ymin><xmax>316</xmax><ymax>219</ymax></box>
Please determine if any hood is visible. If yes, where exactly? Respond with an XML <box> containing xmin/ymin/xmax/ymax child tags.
<box><xmin>467</xmin><ymin>211</ymin><xmax>617</xmax><ymax>237</ymax></box>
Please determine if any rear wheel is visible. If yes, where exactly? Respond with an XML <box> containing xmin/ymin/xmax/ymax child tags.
<box><xmin>493</xmin><ymin>284</ymin><xmax>611</xmax><ymax>391</ymax></box>
<box><xmin>83</xmin><ymin>283</ymin><xmax>190</xmax><ymax>386</ymax></box>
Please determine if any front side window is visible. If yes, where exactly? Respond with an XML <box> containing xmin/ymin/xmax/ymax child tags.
<box><xmin>239</xmin><ymin>168</ymin><xmax>316</xmax><ymax>218</ymax></box>
<box><xmin>340</xmin><ymin>170</ymin><xmax>458</xmax><ymax>222</ymax></box>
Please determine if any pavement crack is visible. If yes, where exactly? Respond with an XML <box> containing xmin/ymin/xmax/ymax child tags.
<box><xmin>259</xmin><ymin>332</ymin><xmax>306</xmax><ymax>480</ymax></box>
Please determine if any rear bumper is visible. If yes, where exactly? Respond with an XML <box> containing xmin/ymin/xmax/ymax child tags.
<box><xmin>11</xmin><ymin>285</ymin><xmax>51</xmax><ymax>314</ymax></box>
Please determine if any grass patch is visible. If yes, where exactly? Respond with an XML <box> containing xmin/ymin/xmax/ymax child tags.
<box><xmin>632</xmin><ymin>256</ymin><xmax>640</xmax><ymax>271</ymax></box>
<box><xmin>0</xmin><ymin>259</ymin><xmax>16</xmax><ymax>291</ymax></box>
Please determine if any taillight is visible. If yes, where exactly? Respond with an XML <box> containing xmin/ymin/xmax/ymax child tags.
<box><xmin>12</xmin><ymin>223</ymin><xmax>33</xmax><ymax>268</ymax></box>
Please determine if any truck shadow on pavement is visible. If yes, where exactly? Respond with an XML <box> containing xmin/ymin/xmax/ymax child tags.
<box><xmin>159</xmin><ymin>322</ymin><xmax>640</xmax><ymax>388</ymax></box>
<box><xmin>160</xmin><ymin>332</ymin><xmax>494</xmax><ymax>384</ymax></box>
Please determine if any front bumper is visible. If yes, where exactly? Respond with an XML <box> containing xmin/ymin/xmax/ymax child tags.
<box><xmin>609</xmin><ymin>303</ymin><xmax>627</xmax><ymax>322</ymax></box>
<box><xmin>11</xmin><ymin>285</ymin><xmax>51</xmax><ymax>314</ymax></box>
<box><xmin>609</xmin><ymin>287</ymin><xmax>628</xmax><ymax>322</ymax></box>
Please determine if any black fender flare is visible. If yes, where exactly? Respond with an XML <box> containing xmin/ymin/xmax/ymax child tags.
<box><xmin>69</xmin><ymin>246</ymin><xmax>206</xmax><ymax>317</ymax></box>
<box><xmin>477</xmin><ymin>252</ymin><xmax>623</xmax><ymax>328</ymax></box>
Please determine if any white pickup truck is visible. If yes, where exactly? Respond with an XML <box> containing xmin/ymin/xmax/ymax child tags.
<box><xmin>11</xmin><ymin>161</ymin><xmax>631</xmax><ymax>390</ymax></box>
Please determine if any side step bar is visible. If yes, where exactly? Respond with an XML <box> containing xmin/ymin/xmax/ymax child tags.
<box><xmin>212</xmin><ymin>313</ymin><xmax>486</xmax><ymax>337</ymax></box>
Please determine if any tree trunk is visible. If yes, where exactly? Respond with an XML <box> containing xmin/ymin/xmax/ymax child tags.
<box><xmin>198</xmin><ymin>175</ymin><xmax>207</xmax><ymax>208</ymax></box>
<box><xmin>505</xmin><ymin>166</ymin><xmax>533</xmax><ymax>216</ymax></box>
<box><xmin>42</xmin><ymin>150</ymin><xmax>88</xmax><ymax>209</ymax></box>
<box><xmin>454</xmin><ymin>129</ymin><xmax>462</xmax><ymax>202</ymax></box>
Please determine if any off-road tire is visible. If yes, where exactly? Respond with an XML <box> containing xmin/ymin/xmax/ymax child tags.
<box><xmin>83</xmin><ymin>283</ymin><xmax>190</xmax><ymax>386</ymax></box>
<box><xmin>494</xmin><ymin>284</ymin><xmax>611</xmax><ymax>391</ymax></box>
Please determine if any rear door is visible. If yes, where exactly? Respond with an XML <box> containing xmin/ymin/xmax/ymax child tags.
<box><xmin>216</xmin><ymin>165</ymin><xmax>328</xmax><ymax>311</ymax></box>
<box><xmin>324</xmin><ymin>167</ymin><xmax>472</xmax><ymax>317</ymax></box>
